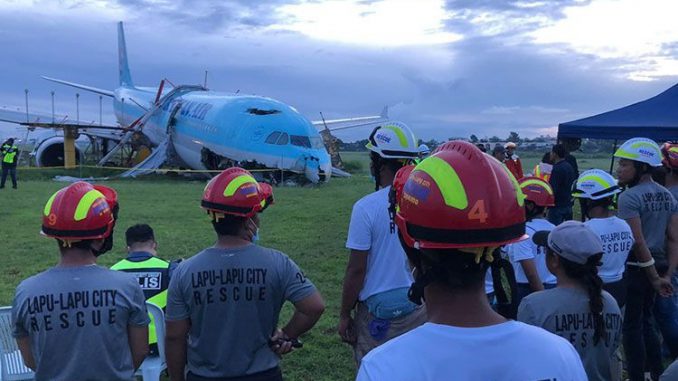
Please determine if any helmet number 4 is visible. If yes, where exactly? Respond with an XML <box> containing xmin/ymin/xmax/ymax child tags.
<box><xmin>467</xmin><ymin>200</ymin><xmax>488</xmax><ymax>224</ymax></box>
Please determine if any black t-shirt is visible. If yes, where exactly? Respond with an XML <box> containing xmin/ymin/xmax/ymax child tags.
<box><xmin>550</xmin><ymin>160</ymin><xmax>577</xmax><ymax>207</ymax></box>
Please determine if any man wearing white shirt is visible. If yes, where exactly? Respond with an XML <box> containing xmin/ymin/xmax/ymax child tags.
<box><xmin>338</xmin><ymin>122</ymin><xmax>426</xmax><ymax>364</ymax></box>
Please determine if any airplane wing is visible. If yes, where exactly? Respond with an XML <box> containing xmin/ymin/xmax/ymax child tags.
<box><xmin>0</xmin><ymin>106</ymin><xmax>125</xmax><ymax>141</ymax></box>
<box><xmin>312</xmin><ymin>106</ymin><xmax>389</xmax><ymax>131</ymax></box>
<box><xmin>41</xmin><ymin>76</ymin><xmax>115</xmax><ymax>97</ymax></box>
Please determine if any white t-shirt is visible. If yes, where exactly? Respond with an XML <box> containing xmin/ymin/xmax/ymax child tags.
<box><xmin>505</xmin><ymin>218</ymin><xmax>557</xmax><ymax>285</ymax></box>
<box><xmin>346</xmin><ymin>186</ymin><xmax>414</xmax><ymax>301</ymax></box>
<box><xmin>357</xmin><ymin>321</ymin><xmax>587</xmax><ymax>381</ymax></box>
<box><xmin>585</xmin><ymin>216</ymin><xmax>634</xmax><ymax>283</ymax></box>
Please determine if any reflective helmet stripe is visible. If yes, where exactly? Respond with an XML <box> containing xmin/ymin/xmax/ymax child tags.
<box><xmin>670</xmin><ymin>147</ymin><xmax>678</xmax><ymax>154</ymax></box>
<box><xmin>520</xmin><ymin>178</ymin><xmax>554</xmax><ymax>195</ymax></box>
<box><xmin>44</xmin><ymin>191</ymin><xmax>59</xmax><ymax>216</ymax></box>
<box><xmin>223</xmin><ymin>175</ymin><xmax>258</xmax><ymax>197</ymax></box>
<box><xmin>383</xmin><ymin>125</ymin><xmax>409</xmax><ymax>148</ymax></box>
<box><xmin>74</xmin><ymin>189</ymin><xmax>106</xmax><ymax>221</ymax></box>
<box><xmin>500</xmin><ymin>164</ymin><xmax>526</xmax><ymax>207</ymax></box>
<box><xmin>415</xmin><ymin>156</ymin><xmax>468</xmax><ymax>210</ymax></box>
<box><xmin>579</xmin><ymin>174</ymin><xmax>611</xmax><ymax>189</ymax></box>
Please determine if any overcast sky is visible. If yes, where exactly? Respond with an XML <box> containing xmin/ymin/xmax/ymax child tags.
<box><xmin>1</xmin><ymin>0</ymin><xmax>677</xmax><ymax>141</ymax></box>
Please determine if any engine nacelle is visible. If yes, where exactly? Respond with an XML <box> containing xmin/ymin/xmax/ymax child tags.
<box><xmin>34</xmin><ymin>136</ymin><xmax>83</xmax><ymax>167</ymax></box>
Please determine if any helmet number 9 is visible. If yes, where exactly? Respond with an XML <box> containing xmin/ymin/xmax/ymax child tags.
<box><xmin>467</xmin><ymin>200</ymin><xmax>488</xmax><ymax>224</ymax></box>
<box><xmin>48</xmin><ymin>213</ymin><xmax>57</xmax><ymax>226</ymax></box>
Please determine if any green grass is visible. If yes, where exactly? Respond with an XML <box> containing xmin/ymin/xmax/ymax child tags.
<box><xmin>0</xmin><ymin>151</ymin><xmax>613</xmax><ymax>379</ymax></box>
<box><xmin>0</xmin><ymin>176</ymin><xmax>374</xmax><ymax>381</ymax></box>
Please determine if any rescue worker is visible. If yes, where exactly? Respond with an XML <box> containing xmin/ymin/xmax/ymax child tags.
<box><xmin>572</xmin><ymin>169</ymin><xmax>632</xmax><ymax>307</ymax></box>
<box><xmin>416</xmin><ymin>143</ymin><xmax>430</xmax><ymax>163</ymax></box>
<box><xmin>504</xmin><ymin>142</ymin><xmax>524</xmax><ymax>179</ymax></box>
<box><xmin>11</xmin><ymin>181</ymin><xmax>150</xmax><ymax>381</ymax></box>
<box><xmin>357</xmin><ymin>141</ymin><xmax>586</xmax><ymax>380</ymax></box>
<box><xmin>615</xmin><ymin>137</ymin><xmax>677</xmax><ymax>381</ymax></box>
<box><xmin>165</xmin><ymin>167</ymin><xmax>325</xmax><ymax>381</ymax></box>
<box><xmin>548</xmin><ymin>144</ymin><xmax>577</xmax><ymax>225</ymax></box>
<box><xmin>112</xmin><ymin>224</ymin><xmax>175</xmax><ymax>355</ymax></box>
<box><xmin>655</xmin><ymin>142</ymin><xmax>678</xmax><ymax>359</ymax></box>
<box><xmin>492</xmin><ymin>145</ymin><xmax>505</xmax><ymax>162</ymax></box>
<box><xmin>1</xmin><ymin>137</ymin><xmax>19</xmax><ymax>189</ymax></box>
<box><xmin>520</xmin><ymin>221</ymin><xmax>623</xmax><ymax>381</ymax></box>
<box><xmin>505</xmin><ymin>176</ymin><xmax>557</xmax><ymax>307</ymax></box>
<box><xmin>339</xmin><ymin>122</ymin><xmax>427</xmax><ymax>364</ymax></box>
<box><xmin>533</xmin><ymin>152</ymin><xmax>553</xmax><ymax>182</ymax></box>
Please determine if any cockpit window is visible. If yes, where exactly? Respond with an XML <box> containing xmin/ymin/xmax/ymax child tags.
<box><xmin>276</xmin><ymin>133</ymin><xmax>289</xmax><ymax>145</ymax></box>
<box><xmin>248</xmin><ymin>108</ymin><xmax>280</xmax><ymax>115</ymax></box>
<box><xmin>291</xmin><ymin>135</ymin><xmax>311</xmax><ymax>148</ymax></box>
<box><xmin>310</xmin><ymin>136</ymin><xmax>325</xmax><ymax>149</ymax></box>
<box><xmin>265</xmin><ymin>132</ymin><xmax>281</xmax><ymax>144</ymax></box>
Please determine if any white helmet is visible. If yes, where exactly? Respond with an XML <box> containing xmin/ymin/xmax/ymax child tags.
<box><xmin>614</xmin><ymin>137</ymin><xmax>663</xmax><ymax>167</ymax></box>
<box><xmin>418</xmin><ymin>143</ymin><xmax>430</xmax><ymax>156</ymax></box>
<box><xmin>572</xmin><ymin>169</ymin><xmax>621</xmax><ymax>200</ymax></box>
<box><xmin>366</xmin><ymin>121</ymin><xmax>419</xmax><ymax>159</ymax></box>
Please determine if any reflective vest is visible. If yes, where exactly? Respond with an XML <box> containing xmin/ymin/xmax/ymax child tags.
<box><xmin>2</xmin><ymin>144</ymin><xmax>18</xmax><ymax>165</ymax></box>
<box><xmin>111</xmin><ymin>253</ymin><xmax>170</xmax><ymax>345</ymax></box>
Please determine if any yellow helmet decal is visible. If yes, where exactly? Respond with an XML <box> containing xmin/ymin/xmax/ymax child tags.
<box><xmin>520</xmin><ymin>179</ymin><xmax>553</xmax><ymax>195</ymax></box>
<box><xmin>224</xmin><ymin>175</ymin><xmax>258</xmax><ymax>197</ymax></box>
<box><xmin>74</xmin><ymin>189</ymin><xmax>106</xmax><ymax>221</ymax></box>
<box><xmin>579</xmin><ymin>174</ymin><xmax>611</xmax><ymax>189</ymax></box>
<box><xmin>383</xmin><ymin>125</ymin><xmax>410</xmax><ymax>148</ymax></box>
<box><xmin>669</xmin><ymin>147</ymin><xmax>678</xmax><ymax>154</ymax></box>
<box><xmin>43</xmin><ymin>191</ymin><xmax>59</xmax><ymax>216</ymax></box>
<box><xmin>415</xmin><ymin>156</ymin><xmax>468</xmax><ymax>210</ymax></box>
<box><xmin>499</xmin><ymin>163</ymin><xmax>526</xmax><ymax>207</ymax></box>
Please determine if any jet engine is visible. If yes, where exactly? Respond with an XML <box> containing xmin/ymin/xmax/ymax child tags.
<box><xmin>34</xmin><ymin>136</ymin><xmax>82</xmax><ymax>167</ymax></box>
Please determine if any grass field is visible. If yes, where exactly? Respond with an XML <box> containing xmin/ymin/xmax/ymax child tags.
<box><xmin>0</xmin><ymin>150</ymin><xmax>617</xmax><ymax>380</ymax></box>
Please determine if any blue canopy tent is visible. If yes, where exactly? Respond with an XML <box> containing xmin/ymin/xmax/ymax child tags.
<box><xmin>558</xmin><ymin>83</ymin><xmax>678</xmax><ymax>140</ymax></box>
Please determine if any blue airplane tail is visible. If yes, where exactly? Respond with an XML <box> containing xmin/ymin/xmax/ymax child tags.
<box><xmin>118</xmin><ymin>22</ymin><xmax>134</xmax><ymax>88</ymax></box>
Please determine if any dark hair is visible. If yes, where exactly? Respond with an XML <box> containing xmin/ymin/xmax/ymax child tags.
<box><xmin>476</xmin><ymin>144</ymin><xmax>487</xmax><ymax>153</ymax></box>
<box><xmin>125</xmin><ymin>224</ymin><xmax>155</xmax><ymax>246</ymax></box>
<box><xmin>55</xmin><ymin>239</ymin><xmax>96</xmax><ymax>251</ymax></box>
<box><xmin>524</xmin><ymin>200</ymin><xmax>545</xmax><ymax>221</ymax></box>
<box><xmin>541</xmin><ymin>152</ymin><xmax>553</xmax><ymax>165</ymax></box>
<box><xmin>551</xmin><ymin>144</ymin><xmax>568</xmax><ymax>159</ymax></box>
<box><xmin>555</xmin><ymin>250</ymin><xmax>606</xmax><ymax>345</ymax></box>
<box><xmin>370</xmin><ymin>151</ymin><xmax>406</xmax><ymax>191</ymax></box>
<box><xmin>212</xmin><ymin>214</ymin><xmax>247</xmax><ymax>236</ymax></box>
<box><xmin>652</xmin><ymin>166</ymin><xmax>668</xmax><ymax>186</ymax></box>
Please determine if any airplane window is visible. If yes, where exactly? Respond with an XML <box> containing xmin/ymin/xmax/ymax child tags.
<box><xmin>265</xmin><ymin>132</ymin><xmax>281</xmax><ymax>144</ymax></box>
<box><xmin>310</xmin><ymin>136</ymin><xmax>325</xmax><ymax>149</ymax></box>
<box><xmin>276</xmin><ymin>133</ymin><xmax>289</xmax><ymax>145</ymax></box>
<box><xmin>248</xmin><ymin>108</ymin><xmax>281</xmax><ymax>115</ymax></box>
<box><xmin>291</xmin><ymin>135</ymin><xmax>312</xmax><ymax>148</ymax></box>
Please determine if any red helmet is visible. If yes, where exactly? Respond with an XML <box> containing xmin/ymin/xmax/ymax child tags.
<box><xmin>395</xmin><ymin>140</ymin><xmax>526</xmax><ymax>249</ymax></box>
<box><xmin>41</xmin><ymin>181</ymin><xmax>115</xmax><ymax>241</ymax></box>
<box><xmin>201</xmin><ymin>167</ymin><xmax>274</xmax><ymax>218</ymax></box>
<box><xmin>392</xmin><ymin>165</ymin><xmax>415</xmax><ymax>207</ymax></box>
<box><xmin>661</xmin><ymin>142</ymin><xmax>678</xmax><ymax>170</ymax></box>
<box><xmin>518</xmin><ymin>176</ymin><xmax>555</xmax><ymax>207</ymax></box>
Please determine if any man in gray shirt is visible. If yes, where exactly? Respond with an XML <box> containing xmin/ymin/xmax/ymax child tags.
<box><xmin>615</xmin><ymin>137</ymin><xmax>678</xmax><ymax>381</ymax></box>
<box><xmin>12</xmin><ymin>182</ymin><xmax>150</xmax><ymax>381</ymax></box>
<box><xmin>166</xmin><ymin>168</ymin><xmax>325</xmax><ymax>381</ymax></box>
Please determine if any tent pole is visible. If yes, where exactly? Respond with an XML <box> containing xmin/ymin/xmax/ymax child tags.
<box><xmin>609</xmin><ymin>139</ymin><xmax>618</xmax><ymax>174</ymax></box>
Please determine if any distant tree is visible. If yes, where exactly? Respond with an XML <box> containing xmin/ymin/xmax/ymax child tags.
<box><xmin>470</xmin><ymin>134</ymin><xmax>479</xmax><ymax>143</ymax></box>
<box><xmin>507</xmin><ymin>131</ymin><xmax>520</xmax><ymax>143</ymax></box>
<box><xmin>489</xmin><ymin>136</ymin><xmax>500</xmax><ymax>143</ymax></box>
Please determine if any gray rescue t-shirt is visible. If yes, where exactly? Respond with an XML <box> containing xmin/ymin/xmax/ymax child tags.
<box><xmin>518</xmin><ymin>287</ymin><xmax>622</xmax><ymax>381</ymax></box>
<box><xmin>12</xmin><ymin>265</ymin><xmax>150</xmax><ymax>381</ymax></box>
<box><xmin>166</xmin><ymin>244</ymin><xmax>317</xmax><ymax>378</ymax></box>
<box><xmin>617</xmin><ymin>181</ymin><xmax>678</xmax><ymax>261</ymax></box>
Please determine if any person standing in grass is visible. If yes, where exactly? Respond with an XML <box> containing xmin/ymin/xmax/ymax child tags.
<box><xmin>615</xmin><ymin>137</ymin><xmax>677</xmax><ymax>381</ymax></box>
<box><xmin>356</xmin><ymin>141</ymin><xmax>586</xmax><ymax>381</ymax></box>
<box><xmin>12</xmin><ymin>182</ymin><xmax>150</xmax><ymax>381</ymax></box>
<box><xmin>338</xmin><ymin>122</ymin><xmax>426</xmax><ymax>364</ymax></box>
<box><xmin>165</xmin><ymin>167</ymin><xmax>325</xmax><ymax>381</ymax></box>
<box><xmin>547</xmin><ymin>144</ymin><xmax>577</xmax><ymax>225</ymax></box>
<box><xmin>519</xmin><ymin>221</ymin><xmax>623</xmax><ymax>381</ymax></box>
<box><xmin>112</xmin><ymin>223</ymin><xmax>177</xmax><ymax>356</ymax></box>
<box><xmin>0</xmin><ymin>137</ymin><xmax>19</xmax><ymax>189</ymax></box>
